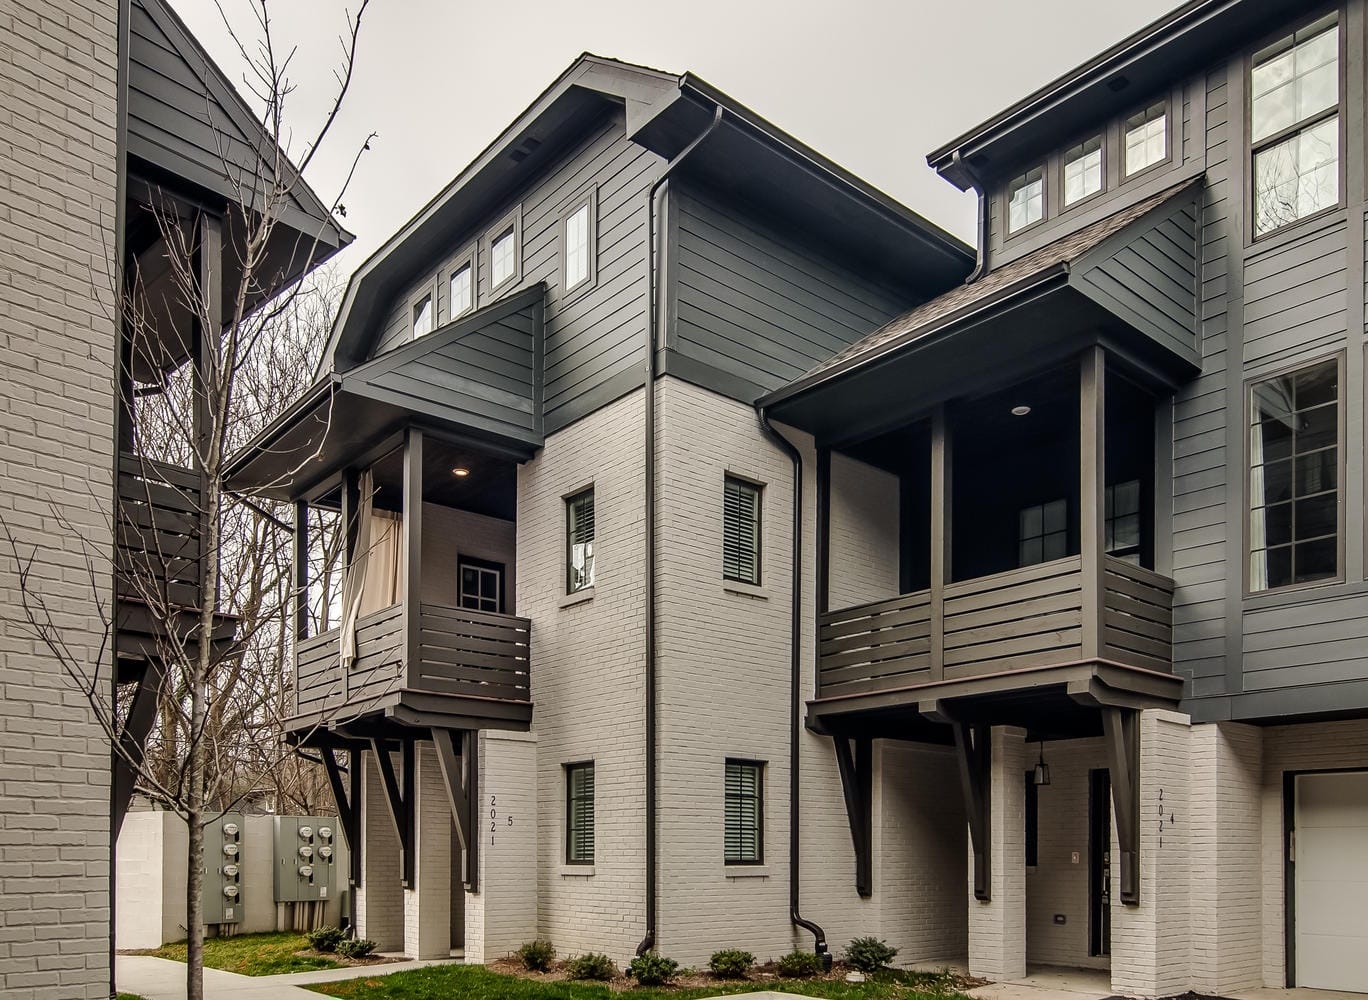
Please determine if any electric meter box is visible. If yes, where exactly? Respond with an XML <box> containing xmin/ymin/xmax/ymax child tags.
<box><xmin>204</xmin><ymin>813</ymin><xmax>245</xmax><ymax>924</ymax></box>
<box><xmin>273</xmin><ymin>815</ymin><xmax>337</xmax><ymax>902</ymax></box>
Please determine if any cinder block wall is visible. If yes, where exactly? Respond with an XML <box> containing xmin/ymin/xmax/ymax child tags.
<box><xmin>0</xmin><ymin>1</ymin><xmax>119</xmax><ymax>996</ymax></box>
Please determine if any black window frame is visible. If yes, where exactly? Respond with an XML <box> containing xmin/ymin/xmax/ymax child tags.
<box><xmin>724</xmin><ymin>758</ymin><xmax>765</xmax><ymax>865</ymax></box>
<box><xmin>1024</xmin><ymin>771</ymin><xmax>1039</xmax><ymax>868</ymax></box>
<box><xmin>566</xmin><ymin>486</ymin><xmax>596</xmax><ymax>595</ymax></box>
<box><xmin>457</xmin><ymin>555</ymin><xmax>505</xmax><ymax>614</ymax></box>
<box><xmin>564</xmin><ymin>761</ymin><xmax>595</xmax><ymax>865</ymax></box>
<box><xmin>1105</xmin><ymin>479</ymin><xmax>1143</xmax><ymax>564</ymax></box>
<box><xmin>723</xmin><ymin>475</ymin><xmax>763</xmax><ymax>586</ymax></box>
<box><xmin>1018</xmin><ymin>497</ymin><xmax>1069</xmax><ymax>568</ymax></box>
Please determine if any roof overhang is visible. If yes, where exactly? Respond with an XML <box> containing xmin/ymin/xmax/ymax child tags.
<box><xmin>927</xmin><ymin>0</ymin><xmax>1302</xmax><ymax>188</ymax></box>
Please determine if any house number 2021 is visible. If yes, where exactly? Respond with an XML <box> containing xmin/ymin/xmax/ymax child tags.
<box><xmin>489</xmin><ymin>794</ymin><xmax>513</xmax><ymax>847</ymax></box>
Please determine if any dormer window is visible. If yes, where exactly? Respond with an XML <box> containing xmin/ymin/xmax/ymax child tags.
<box><xmin>411</xmin><ymin>293</ymin><xmax>433</xmax><ymax>339</ymax></box>
<box><xmin>1124</xmin><ymin>102</ymin><xmax>1167</xmax><ymax>176</ymax></box>
<box><xmin>449</xmin><ymin>262</ymin><xmax>473</xmax><ymax>319</ymax></box>
<box><xmin>492</xmin><ymin>228</ymin><xmax>516</xmax><ymax>288</ymax></box>
<box><xmin>1007</xmin><ymin>166</ymin><xmax>1045</xmax><ymax>233</ymax></box>
<box><xmin>1064</xmin><ymin>135</ymin><xmax>1104</xmax><ymax>206</ymax></box>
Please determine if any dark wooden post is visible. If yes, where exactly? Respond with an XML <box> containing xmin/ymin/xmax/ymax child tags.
<box><xmin>930</xmin><ymin>405</ymin><xmax>951</xmax><ymax>680</ymax></box>
<box><xmin>292</xmin><ymin>500</ymin><xmax>308</xmax><ymax>719</ymax></box>
<box><xmin>1080</xmin><ymin>347</ymin><xmax>1107</xmax><ymax>659</ymax></box>
<box><xmin>816</xmin><ymin>446</ymin><xmax>831</xmax><ymax>617</ymax></box>
<box><xmin>339</xmin><ymin>469</ymin><xmax>360</xmax><ymax>700</ymax></box>
<box><xmin>402</xmin><ymin>428</ymin><xmax>424</xmax><ymax>688</ymax></box>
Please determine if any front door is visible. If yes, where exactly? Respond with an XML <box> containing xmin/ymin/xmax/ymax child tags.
<box><xmin>1294</xmin><ymin>771</ymin><xmax>1368</xmax><ymax>992</ymax></box>
<box><xmin>458</xmin><ymin>557</ymin><xmax>504</xmax><ymax>614</ymax></box>
<box><xmin>1089</xmin><ymin>768</ymin><xmax>1111</xmax><ymax>958</ymax></box>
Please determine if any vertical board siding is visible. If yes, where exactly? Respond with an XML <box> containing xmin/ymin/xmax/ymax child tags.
<box><xmin>671</xmin><ymin>186</ymin><xmax>908</xmax><ymax>397</ymax></box>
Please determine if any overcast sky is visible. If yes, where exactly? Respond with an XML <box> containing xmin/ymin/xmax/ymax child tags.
<box><xmin>171</xmin><ymin>0</ymin><xmax>1180</xmax><ymax>267</ymax></box>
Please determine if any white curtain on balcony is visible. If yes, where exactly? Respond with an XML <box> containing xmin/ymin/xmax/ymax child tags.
<box><xmin>339</xmin><ymin>471</ymin><xmax>403</xmax><ymax>668</ymax></box>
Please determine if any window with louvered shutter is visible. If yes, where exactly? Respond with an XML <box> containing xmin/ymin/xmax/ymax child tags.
<box><xmin>566</xmin><ymin>487</ymin><xmax>595</xmax><ymax>594</ymax></box>
<box><xmin>724</xmin><ymin>759</ymin><xmax>763</xmax><ymax>865</ymax></box>
<box><xmin>565</xmin><ymin>762</ymin><xmax>594</xmax><ymax>864</ymax></box>
<box><xmin>723</xmin><ymin>477</ymin><xmax>761</xmax><ymax>585</ymax></box>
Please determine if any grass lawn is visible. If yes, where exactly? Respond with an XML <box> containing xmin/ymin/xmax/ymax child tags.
<box><xmin>308</xmin><ymin>964</ymin><xmax>967</xmax><ymax>999</ymax></box>
<box><xmin>118</xmin><ymin>995</ymin><xmax>145</xmax><ymax>1000</ymax></box>
<box><xmin>133</xmin><ymin>931</ymin><xmax>343</xmax><ymax>976</ymax></box>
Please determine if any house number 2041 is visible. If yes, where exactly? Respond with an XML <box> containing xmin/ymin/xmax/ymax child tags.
<box><xmin>489</xmin><ymin>794</ymin><xmax>513</xmax><ymax>847</ymax></box>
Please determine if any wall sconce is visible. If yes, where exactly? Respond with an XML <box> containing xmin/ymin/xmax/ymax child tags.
<box><xmin>1033</xmin><ymin>740</ymin><xmax>1051</xmax><ymax>786</ymax></box>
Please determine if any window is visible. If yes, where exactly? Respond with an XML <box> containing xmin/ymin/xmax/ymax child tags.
<box><xmin>566</xmin><ymin>487</ymin><xmax>595</xmax><ymax>594</ymax></box>
<box><xmin>491</xmin><ymin>228</ymin><xmax>516</xmax><ymax>288</ymax></box>
<box><xmin>458</xmin><ymin>557</ymin><xmax>503</xmax><ymax>614</ymax></box>
<box><xmin>1007</xmin><ymin>166</ymin><xmax>1044</xmax><ymax>232</ymax></box>
<box><xmin>1124</xmin><ymin>101</ymin><xmax>1168</xmax><ymax>176</ymax></box>
<box><xmin>723</xmin><ymin>476</ymin><xmax>762</xmax><ymax>585</ymax></box>
<box><xmin>1024</xmin><ymin>772</ymin><xmax>1039</xmax><ymax>868</ymax></box>
<box><xmin>449</xmin><ymin>261</ymin><xmax>473</xmax><ymax>320</ymax></box>
<box><xmin>1249</xmin><ymin>358</ymin><xmax>1340</xmax><ymax>591</ymax></box>
<box><xmin>1019</xmin><ymin>498</ymin><xmax>1067</xmax><ymax>567</ymax></box>
<box><xmin>411</xmin><ymin>293</ymin><xmax>433</xmax><ymax>339</ymax></box>
<box><xmin>724</xmin><ymin>760</ymin><xmax>763</xmax><ymax>865</ymax></box>
<box><xmin>1064</xmin><ymin>135</ymin><xmax>1104</xmax><ymax>205</ymax></box>
<box><xmin>1251</xmin><ymin>14</ymin><xmax>1340</xmax><ymax>236</ymax></box>
<box><xmin>1106</xmin><ymin>480</ymin><xmax>1142</xmax><ymax>564</ymax></box>
<box><xmin>565</xmin><ymin>762</ymin><xmax>595</xmax><ymax>864</ymax></box>
<box><xmin>561</xmin><ymin>191</ymin><xmax>598</xmax><ymax>293</ymax></box>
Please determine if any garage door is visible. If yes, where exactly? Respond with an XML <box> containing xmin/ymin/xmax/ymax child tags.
<box><xmin>1296</xmin><ymin>771</ymin><xmax>1368</xmax><ymax>992</ymax></box>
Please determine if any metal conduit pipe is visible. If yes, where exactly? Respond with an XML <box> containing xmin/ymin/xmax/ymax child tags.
<box><xmin>637</xmin><ymin>102</ymin><xmax>725</xmax><ymax>958</ymax></box>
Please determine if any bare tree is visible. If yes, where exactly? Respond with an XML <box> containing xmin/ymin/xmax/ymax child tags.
<box><xmin>2</xmin><ymin>3</ymin><xmax>371</xmax><ymax>997</ymax></box>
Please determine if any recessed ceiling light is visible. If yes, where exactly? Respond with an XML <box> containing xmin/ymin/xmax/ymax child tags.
<box><xmin>452</xmin><ymin>467</ymin><xmax>470</xmax><ymax>478</ymax></box>
<box><xmin>1011</xmin><ymin>405</ymin><xmax>1032</xmax><ymax>417</ymax></box>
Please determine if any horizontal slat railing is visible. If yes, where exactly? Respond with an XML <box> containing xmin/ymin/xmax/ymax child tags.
<box><xmin>1102</xmin><ymin>556</ymin><xmax>1174</xmax><ymax>673</ymax></box>
<box><xmin>116</xmin><ymin>452</ymin><xmax>202</xmax><ymax>610</ymax></box>
<box><xmin>817</xmin><ymin>589</ymin><xmax>933</xmax><ymax>697</ymax></box>
<box><xmin>417</xmin><ymin>604</ymin><xmax>532</xmax><ymax>702</ymax></box>
<box><xmin>942</xmin><ymin>556</ymin><xmax>1085</xmax><ymax>678</ymax></box>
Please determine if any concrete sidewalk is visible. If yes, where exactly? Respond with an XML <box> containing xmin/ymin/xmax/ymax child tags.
<box><xmin>116</xmin><ymin>954</ymin><xmax>461</xmax><ymax>999</ymax></box>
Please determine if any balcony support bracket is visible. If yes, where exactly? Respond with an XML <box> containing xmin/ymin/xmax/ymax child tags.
<box><xmin>433</xmin><ymin>727</ymin><xmax>480</xmax><ymax>893</ymax></box>
<box><xmin>371</xmin><ymin>738</ymin><xmax>415</xmax><ymax>888</ymax></box>
<box><xmin>951</xmin><ymin>719</ymin><xmax>992</xmax><ymax>901</ymax></box>
<box><xmin>322</xmin><ymin>748</ymin><xmax>363</xmax><ymax>889</ymax></box>
<box><xmin>112</xmin><ymin>658</ymin><xmax>164</xmax><ymax>839</ymax></box>
<box><xmin>831</xmin><ymin>734</ymin><xmax>873</xmax><ymax>897</ymax></box>
<box><xmin>1101</xmin><ymin>706</ymin><xmax>1140</xmax><ymax>906</ymax></box>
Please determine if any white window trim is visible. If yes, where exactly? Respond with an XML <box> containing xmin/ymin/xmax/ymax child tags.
<box><xmin>407</xmin><ymin>279</ymin><xmax>438</xmax><ymax>341</ymax></box>
<box><xmin>444</xmin><ymin>245</ymin><xmax>477</xmax><ymax>324</ymax></box>
<box><xmin>1122</xmin><ymin>99</ymin><xmax>1171</xmax><ymax>179</ymax></box>
<box><xmin>485</xmin><ymin>206</ymin><xmax>522</xmax><ymax>294</ymax></box>
<box><xmin>559</xmin><ymin>186</ymin><xmax>599</xmax><ymax>300</ymax></box>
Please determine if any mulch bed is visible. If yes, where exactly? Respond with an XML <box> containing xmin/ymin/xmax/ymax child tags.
<box><xmin>488</xmin><ymin>957</ymin><xmax>974</xmax><ymax>992</ymax></box>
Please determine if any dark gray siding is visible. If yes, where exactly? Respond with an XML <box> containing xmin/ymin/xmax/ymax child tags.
<box><xmin>666</xmin><ymin>185</ymin><xmax>910</xmax><ymax>401</ymax></box>
<box><xmin>371</xmin><ymin>111</ymin><xmax>657</xmax><ymax>433</ymax></box>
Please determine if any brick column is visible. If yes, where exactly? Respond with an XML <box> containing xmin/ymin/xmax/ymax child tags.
<box><xmin>464</xmin><ymin>730</ymin><xmax>538</xmax><ymax>963</ymax></box>
<box><xmin>404</xmin><ymin>743</ymin><xmax>453</xmax><ymax>960</ymax></box>
<box><xmin>356</xmin><ymin>751</ymin><xmax>403</xmax><ymax>951</ymax></box>
<box><xmin>968</xmin><ymin>726</ymin><xmax>1027</xmax><ymax>980</ymax></box>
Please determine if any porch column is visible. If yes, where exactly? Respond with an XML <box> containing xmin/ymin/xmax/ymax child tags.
<box><xmin>356</xmin><ymin>750</ymin><xmax>404</xmax><ymax>951</ymax></box>
<box><xmin>292</xmin><ymin>500</ymin><xmax>308</xmax><ymax>718</ymax></box>
<box><xmin>402</xmin><ymin>428</ymin><xmax>424</xmax><ymax>688</ymax></box>
<box><xmin>930</xmin><ymin>404</ymin><xmax>950</xmax><ymax>680</ymax></box>
<box><xmin>1080</xmin><ymin>346</ymin><xmax>1106</xmax><ymax>658</ymax></box>
<box><xmin>968</xmin><ymin>725</ymin><xmax>1027</xmax><ymax>981</ymax></box>
<box><xmin>403</xmin><ymin>743</ymin><xmax>453</xmax><ymax>960</ymax></box>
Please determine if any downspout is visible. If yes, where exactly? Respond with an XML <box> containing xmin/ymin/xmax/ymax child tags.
<box><xmin>638</xmin><ymin>102</ymin><xmax>725</xmax><ymax>958</ymax></box>
<box><xmin>756</xmin><ymin>406</ymin><xmax>831</xmax><ymax>968</ymax></box>
<box><xmin>952</xmin><ymin>150</ymin><xmax>989</xmax><ymax>284</ymax></box>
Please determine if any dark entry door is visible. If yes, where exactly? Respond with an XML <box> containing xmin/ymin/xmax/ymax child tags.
<box><xmin>1089</xmin><ymin>768</ymin><xmax>1111</xmax><ymax>957</ymax></box>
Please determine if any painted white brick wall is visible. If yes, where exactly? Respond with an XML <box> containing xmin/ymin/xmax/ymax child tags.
<box><xmin>968</xmin><ymin>727</ymin><xmax>1027</xmax><ymax>980</ymax></box>
<box><xmin>518</xmin><ymin>387</ymin><xmax>646</xmax><ymax>962</ymax></box>
<box><xmin>828</xmin><ymin>453</ymin><xmax>901</xmax><ymax>609</ymax></box>
<box><xmin>404</xmin><ymin>744</ymin><xmax>452</xmax><ymax>959</ymax></box>
<box><xmin>0</xmin><ymin>2</ymin><xmax>118</xmax><ymax>995</ymax></box>
<box><xmin>465</xmin><ymin>730</ymin><xmax>538</xmax><ymax>963</ymax></box>
<box><xmin>357</xmin><ymin>753</ymin><xmax>403</xmax><ymax>951</ymax></box>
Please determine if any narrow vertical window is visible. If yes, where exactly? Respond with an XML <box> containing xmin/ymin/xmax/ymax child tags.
<box><xmin>1064</xmin><ymin>135</ymin><xmax>1104</xmax><ymax>205</ymax></box>
<box><xmin>566</xmin><ymin>487</ymin><xmax>595</xmax><ymax>594</ymax></box>
<box><xmin>1124</xmin><ymin>101</ymin><xmax>1168</xmax><ymax>176</ymax></box>
<box><xmin>1249</xmin><ymin>358</ymin><xmax>1340</xmax><ymax>591</ymax></box>
<box><xmin>724</xmin><ymin>760</ymin><xmax>763</xmax><ymax>865</ymax></box>
<box><xmin>449</xmin><ymin>262</ymin><xmax>473</xmax><ymax>319</ymax></box>
<box><xmin>1024</xmin><ymin>772</ymin><xmax>1039</xmax><ymax>868</ymax></box>
<box><xmin>1019</xmin><ymin>498</ymin><xmax>1068</xmax><ymax>567</ymax></box>
<box><xmin>411</xmin><ymin>293</ymin><xmax>433</xmax><ymax>339</ymax></box>
<box><xmin>723</xmin><ymin>476</ymin><xmax>762</xmax><ymax>585</ymax></box>
<box><xmin>1105</xmin><ymin>480</ymin><xmax>1142</xmax><ymax>564</ymax></box>
<box><xmin>1251</xmin><ymin>14</ymin><xmax>1340</xmax><ymax>236</ymax></box>
<box><xmin>1007</xmin><ymin>166</ymin><xmax>1044</xmax><ymax>232</ymax></box>
<box><xmin>565</xmin><ymin>762</ymin><xmax>595</xmax><ymax>864</ymax></box>
<box><xmin>564</xmin><ymin>202</ymin><xmax>592</xmax><ymax>291</ymax></box>
<box><xmin>492</xmin><ymin>227</ymin><xmax>517</xmax><ymax>288</ymax></box>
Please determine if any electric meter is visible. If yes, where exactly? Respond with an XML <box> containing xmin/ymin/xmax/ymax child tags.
<box><xmin>223</xmin><ymin>843</ymin><xmax>238</xmax><ymax>858</ymax></box>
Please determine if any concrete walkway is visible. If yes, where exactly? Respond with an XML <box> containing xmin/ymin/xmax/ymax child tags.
<box><xmin>116</xmin><ymin>954</ymin><xmax>461</xmax><ymax>999</ymax></box>
<box><xmin>966</xmin><ymin>966</ymin><xmax>1112</xmax><ymax>1000</ymax></box>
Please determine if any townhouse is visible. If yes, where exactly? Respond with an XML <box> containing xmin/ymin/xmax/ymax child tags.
<box><xmin>229</xmin><ymin>0</ymin><xmax>1368</xmax><ymax>996</ymax></box>
<box><xmin>1</xmin><ymin>1</ymin><xmax>342</xmax><ymax>996</ymax></box>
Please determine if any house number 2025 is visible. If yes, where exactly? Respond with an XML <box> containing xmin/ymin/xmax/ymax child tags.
<box><xmin>489</xmin><ymin>794</ymin><xmax>513</xmax><ymax>847</ymax></box>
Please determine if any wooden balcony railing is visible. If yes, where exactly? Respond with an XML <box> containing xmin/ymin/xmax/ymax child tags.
<box><xmin>116</xmin><ymin>451</ymin><xmax>202</xmax><ymax>610</ymax></box>
<box><xmin>293</xmin><ymin>602</ymin><xmax>531</xmax><ymax>725</ymax></box>
<box><xmin>817</xmin><ymin>555</ymin><xmax>1174</xmax><ymax>700</ymax></box>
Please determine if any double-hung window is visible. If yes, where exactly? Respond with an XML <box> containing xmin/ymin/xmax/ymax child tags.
<box><xmin>1251</xmin><ymin>13</ymin><xmax>1340</xmax><ymax>237</ymax></box>
<box><xmin>1105</xmin><ymin>480</ymin><xmax>1142</xmax><ymax>564</ymax></box>
<box><xmin>491</xmin><ymin>228</ymin><xmax>516</xmax><ymax>288</ymax></box>
<box><xmin>1064</xmin><ymin>135</ymin><xmax>1104</xmax><ymax>205</ymax></box>
<box><xmin>1124</xmin><ymin>101</ymin><xmax>1168</xmax><ymax>176</ymax></box>
<box><xmin>724</xmin><ymin>759</ymin><xmax>763</xmax><ymax>865</ymax></box>
<box><xmin>449</xmin><ymin>261</ymin><xmax>473</xmax><ymax>320</ymax></box>
<box><xmin>1007</xmin><ymin>166</ymin><xmax>1045</xmax><ymax>233</ymax></box>
<box><xmin>723</xmin><ymin>476</ymin><xmax>761</xmax><ymax>585</ymax></box>
<box><xmin>1249</xmin><ymin>358</ymin><xmax>1340</xmax><ymax>591</ymax></box>
<box><xmin>565</xmin><ymin>762</ymin><xmax>595</xmax><ymax>864</ymax></box>
<box><xmin>561</xmin><ymin>190</ymin><xmax>597</xmax><ymax>295</ymax></box>
<box><xmin>411</xmin><ymin>292</ymin><xmax>433</xmax><ymax>339</ymax></box>
<box><xmin>566</xmin><ymin>487</ymin><xmax>595</xmax><ymax>594</ymax></box>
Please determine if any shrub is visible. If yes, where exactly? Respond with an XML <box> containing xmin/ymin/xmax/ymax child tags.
<box><xmin>337</xmin><ymin>937</ymin><xmax>377</xmax><ymax>960</ymax></box>
<box><xmin>306</xmin><ymin>926</ymin><xmax>343</xmax><ymax>953</ymax></box>
<box><xmin>845</xmin><ymin>936</ymin><xmax>898</xmax><ymax>973</ymax></box>
<box><xmin>564</xmin><ymin>952</ymin><xmax>617</xmax><ymax>981</ymax></box>
<box><xmin>627</xmin><ymin>952</ymin><xmax>679</xmax><ymax>986</ymax></box>
<box><xmin>709</xmin><ymin>948</ymin><xmax>755</xmax><ymax>979</ymax></box>
<box><xmin>517</xmin><ymin>939</ymin><xmax>555</xmax><ymax>972</ymax></box>
<box><xmin>777</xmin><ymin>949</ymin><xmax>825</xmax><ymax>978</ymax></box>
